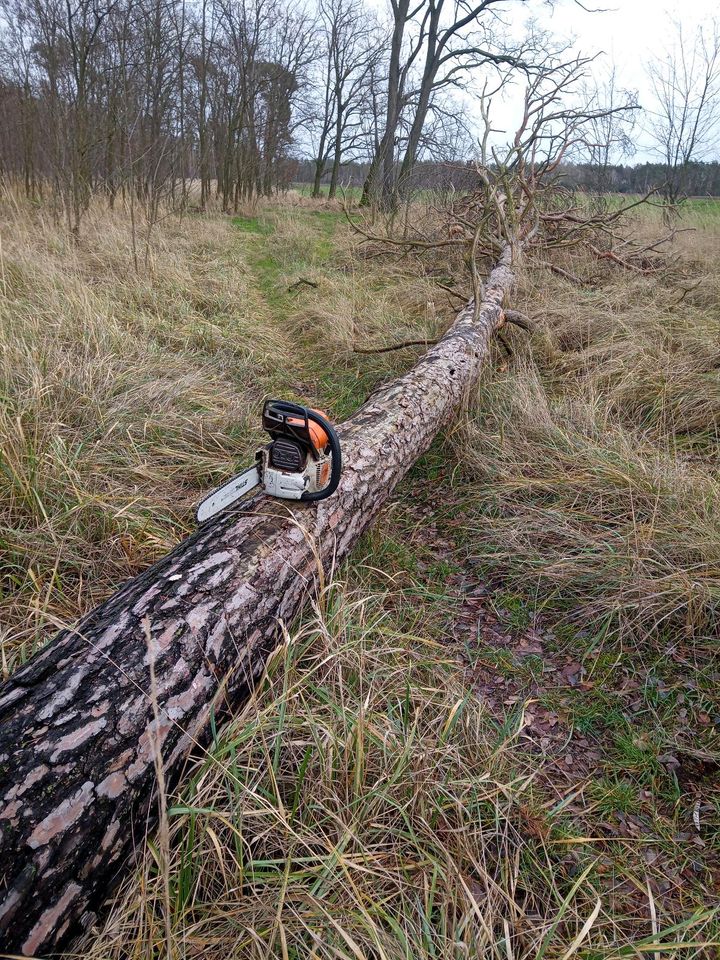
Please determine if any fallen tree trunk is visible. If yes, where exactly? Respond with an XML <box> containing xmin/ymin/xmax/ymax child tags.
<box><xmin>0</xmin><ymin>246</ymin><xmax>516</xmax><ymax>956</ymax></box>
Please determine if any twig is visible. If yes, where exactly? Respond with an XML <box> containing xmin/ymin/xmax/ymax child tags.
<box><xmin>433</xmin><ymin>280</ymin><xmax>467</xmax><ymax>301</ymax></box>
<box><xmin>502</xmin><ymin>310</ymin><xmax>535</xmax><ymax>332</ymax></box>
<box><xmin>633</xmin><ymin>228</ymin><xmax>694</xmax><ymax>255</ymax></box>
<box><xmin>288</xmin><ymin>277</ymin><xmax>319</xmax><ymax>291</ymax></box>
<box><xmin>497</xmin><ymin>330</ymin><xmax>513</xmax><ymax>357</ymax></box>
<box><xmin>470</xmin><ymin>219</ymin><xmax>485</xmax><ymax>319</ymax></box>
<box><xmin>353</xmin><ymin>338</ymin><xmax>437</xmax><ymax>354</ymax></box>
<box><xmin>587</xmin><ymin>243</ymin><xmax>656</xmax><ymax>275</ymax></box>
<box><xmin>536</xmin><ymin>261</ymin><xmax>587</xmax><ymax>286</ymax></box>
<box><xmin>349</xmin><ymin>214</ymin><xmax>467</xmax><ymax>250</ymax></box>
<box><xmin>671</xmin><ymin>281</ymin><xmax>702</xmax><ymax>306</ymax></box>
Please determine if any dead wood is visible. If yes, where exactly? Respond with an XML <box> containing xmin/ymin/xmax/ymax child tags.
<box><xmin>501</xmin><ymin>310</ymin><xmax>535</xmax><ymax>332</ymax></box>
<box><xmin>353</xmin><ymin>338</ymin><xmax>438</xmax><ymax>353</ymax></box>
<box><xmin>288</xmin><ymin>277</ymin><xmax>320</xmax><ymax>291</ymax></box>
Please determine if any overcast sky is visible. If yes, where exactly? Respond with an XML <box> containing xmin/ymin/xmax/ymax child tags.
<box><xmin>546</xmin><ymin>0</ymin><xmax>716</xmax><ymax>91</ymax></box>
<box><xmin>522</xmin><ymin>0</ymin><xmax>719</xmax><ymax>161</ymax></box>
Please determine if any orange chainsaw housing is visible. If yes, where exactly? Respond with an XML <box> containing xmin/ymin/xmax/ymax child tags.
<box><xmin>288</xmin><ymin>409</ymin><xmax>329</xmax><ymax>452</ymax></box>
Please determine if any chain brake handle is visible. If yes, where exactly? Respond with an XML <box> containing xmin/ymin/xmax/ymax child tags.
<box><xmin>262</xmin><ymin>399</ymin><xmax>342</xmax><ymax>502</ymax></box>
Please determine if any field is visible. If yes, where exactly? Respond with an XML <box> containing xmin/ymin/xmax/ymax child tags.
<box><xmin>1</xmin><ymin>186</ymin><xmax>719</xmax><ymax>957</ymax></box>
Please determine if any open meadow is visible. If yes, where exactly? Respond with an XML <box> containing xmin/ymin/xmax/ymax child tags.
<box><xmin>1</xmin><ymin>187</ymin><xmax>719</xmax><ymax>957</ymax></box>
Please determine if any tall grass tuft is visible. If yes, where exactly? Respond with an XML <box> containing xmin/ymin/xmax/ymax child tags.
<box><xmin>0</xmin><ymin>192</ymin><xmax>274</xmax><ymax>670</ymax></box>
<box><xmin>81</xmin><ymin>582</ymin><xmax>717</xmax><ymax>959</ymax></box>
<box><xmin>458</xmin><ymin>227</ymin><xmax>720</xmax><ymax>642</ymax></box>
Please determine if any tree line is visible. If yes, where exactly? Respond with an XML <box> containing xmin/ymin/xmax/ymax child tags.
<box><xmin>564</xmin><ymin>161</ymin><xmax>720</xmax><ymax>198</ymax></box>
<box><xmin>0</xmin><ymin>0</ymin><xmax>317</xmax><ymax>237</ymax></box>
<box><xmin>298</xmin><ymin>158</ymin><xmax>720</xmax><ymax>198</ymax></box>
<box><xmin>0</xmin><ymin>0</ymin><xmax>719</xmax><ymax>240</ymax></box>
<box><xmin>0</xmin><ymin>0</ymin><xmax>547</xmax><ymax>236</ymax></box>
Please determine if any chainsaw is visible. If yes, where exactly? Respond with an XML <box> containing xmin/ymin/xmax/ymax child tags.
<box><xmin>196</xmin><ymin>399</ymin><xmax>342</xmax><ymax>523</ymax></box>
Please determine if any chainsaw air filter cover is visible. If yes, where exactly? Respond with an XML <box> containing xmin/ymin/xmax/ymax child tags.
<box><xmin>269</xmin><ymin>437</ymin><xmax>306</xmax><ymax>473</ymax></box>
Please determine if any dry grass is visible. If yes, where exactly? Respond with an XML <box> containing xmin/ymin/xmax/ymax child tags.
<box><xmin>445</xmin><ymin>216</ymin><xmax>720</xmax><ymax>959</ymax></box>
<box><xmin>2</xmin><ymin>187</ymin><xmax>719</xmax><ymax>957</ymax></box>
<box><xmin>79</xmin><ymin>580</ymin><xmax>718</xmax><ymax>960</ymax></box>
<box><xmin>0</xmin><ymin>190</ymin><xmax>446</xmax><ymax>671</ymax></box>
<box><xmin>457</xmin><ymin>218</ymin><xmax>720</xmax><ymax>642</ymax></box>
<box><xmin>0</xmin><ymin>191</ymin><xmax>280</xmax><ymax>671</ymax></box>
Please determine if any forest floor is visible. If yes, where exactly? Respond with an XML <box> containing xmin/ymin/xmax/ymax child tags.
<box><xmin>1</xmin><ymin>188</ymin><xmax>719</xmax><ymax>958</ymax></box>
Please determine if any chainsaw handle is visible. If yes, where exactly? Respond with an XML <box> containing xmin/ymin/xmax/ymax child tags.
<box><xmin>300</xmin><ymin>409</ymin><xmax>342</xmax><ymax>502</ymax></box>
<box><xmin>264</xmin><ymin>399</ymin><xmax>309</xmax><ymax>422</ymax></box>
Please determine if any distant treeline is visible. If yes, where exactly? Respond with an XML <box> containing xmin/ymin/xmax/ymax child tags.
<box><xmin>562</xmin><ymin>161</ymin><xmax>720</xmax><ymax>196</ymax></box>
<box><xmin>296</xmin><ymin>159</ymin><xmax>720</xmax><ymax>197</ymax></box>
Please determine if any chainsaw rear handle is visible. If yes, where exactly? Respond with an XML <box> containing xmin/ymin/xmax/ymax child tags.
<box><xmin>301</xmin><ymin>408</ymin><xmax>342</xmax><ymax>501</ymax></box>
<box><xmin>263</xmin><ymin>399</ymin><xmax>342</xmax><ymax>502</ymax></box>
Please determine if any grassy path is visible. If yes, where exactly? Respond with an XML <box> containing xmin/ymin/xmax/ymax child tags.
<box><xmin>230</xmin><ymin>208</ymin><xmax>368</xmax><ymax>417</ymax></box>
<box><xmin>232</xmin><ymin>206</ymin><xmax>445</xmax><ymax>421</ymax></box>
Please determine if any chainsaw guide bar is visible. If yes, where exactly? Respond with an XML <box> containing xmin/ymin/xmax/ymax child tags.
<box><xmin>196</xmin><ymin>400</ymin><xmax>342</xmax><ymax>524</ymax></box>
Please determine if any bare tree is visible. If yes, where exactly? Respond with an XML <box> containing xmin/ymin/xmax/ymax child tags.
<box><xmin>210</xmin><ymin>0</ymin><xmax>312</xmax><ymax>208</ymax></box>
<box><xmin>647</xmin><ymin>18</ymin><xmax>720</xmax><ymax>208</ymax></box>
<box><xmin>308</xmin><ymin>0</ymin><xmax>382</xmax><ymax>198</ymax></box>
<box><xmin>326</xmin><ymin>0</ymin><xmax>382</xmax><ymax>197</ymax></box>
<box><xmin>579</xmin><ymin>63</ymin><xmax>638</xmax><ymax>201</ymax></box>
<box><xmin>0</xmin><ymin>0</ymin><xmax>39</xmax><ymax>197</ymax></box>
<box><xmin>0</xmin><ymin>0</ymin><xmax>318</xmax><ymax>229</ymax></box>
<box><xmin>19</xmin><ymin>0</ymin><xmax>120</xmax><ymax>238</ymax></box>
<box><xmin>309</xmin><ymin>0</ymin><xmax>336</xmax><ymax>196</ymax></box>
<box><xmin>352</xmin><ymin>47</ymin><xmax>651</xmax><ymax>297</ymax></box>
<box><xmin>192</xmin><ymin>0</ymin><xmax>218</xmax><ymax>209</ymax></box>
<box><xmin>360</xmin><ymin>0</ymin><xmax>540</xmax><ymax>210</ymax></box>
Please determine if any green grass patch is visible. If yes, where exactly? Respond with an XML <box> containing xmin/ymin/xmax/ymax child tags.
<box><xmin>231</xmin><ymin>214</ymin><xmax>273</xmax><ymax>235</ymax></box>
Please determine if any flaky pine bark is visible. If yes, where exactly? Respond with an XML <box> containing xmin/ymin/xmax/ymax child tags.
<box><xmin>0</xmin><ymin>247</ymin><xmax>516</xmax><ymax>956</ymax></box>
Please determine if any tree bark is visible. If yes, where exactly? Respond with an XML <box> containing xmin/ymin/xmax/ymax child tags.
<box><xmin>312</xmin><ymin>150</ymin><xmax>327</xmax><ymax>198</ymax></box>
<box><xmin>0</xmin><ymin>248</ymin><xmax>516</xmax><ymax>956</ymax></box>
